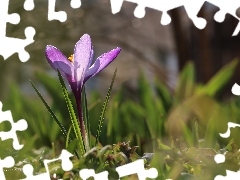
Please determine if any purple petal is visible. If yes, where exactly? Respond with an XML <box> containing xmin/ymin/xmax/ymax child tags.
<box><xmin>73</xmin><ymin>34</ymin><xmax>92</xmax><ymax>87</ymax></box>
<box><xmin>45</xmin><ymin>45</ymin><xmax>75</xmax><ymax>82</ymax></box>
<box><xmin>84</xmin><ymin>47</ymin><xmax>121</xmax><ymax>82</ymax></box>
<box><xmin>88</xmin><ymin>47</ymin><xmax>94</xmax><ymax>69</ymax></box>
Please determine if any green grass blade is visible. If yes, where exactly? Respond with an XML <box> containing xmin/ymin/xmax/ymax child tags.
<box><xmin>35</xmin><ymin>72</ymin><xmax>71</xmax><ymax>123</ymax></box>
<box><xmin>199</xmin><ymin>59</ymin><xmax>239</xmax><ymax>97</ymax></box>
<box><xmin>175</xmin><ymin>61</ymin><xmax>195</xmax><ymax>101</ymax></box>
<box><xmin>66</xmin><ymin>125</ymin><xmax>72</xmax><ymax>148</ymax></box>
<box><xmin>29</xmin><ymin>80</ymin><xmax>68</xmax><ymax>140</ymax></box>
<box><xmin>138</xmin><ymin>72</ymin><xmax>157</xmax><ymax>139</ymax></box>
<box><xmin>57</xmin><ymin>70</ymin><xmax>85</xmax><ymax>156</ymax></box>
<box><xmin>95</xmin><ymin>68</ymin><xmax>117</xmax><ymax>146</ymax></box>
<box><xmin>30</xmin><ymin>80</ymin><xmax>80</xmax><ymax>158</ymax></box>
<box><xmin>155</xmin><ymin>79</ymin><xmax>172</xmax><ymax>113</ymax></box>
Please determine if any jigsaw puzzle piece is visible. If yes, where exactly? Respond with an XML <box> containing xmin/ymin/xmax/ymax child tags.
<box><xmin>132</xmin><ymin>0</ymin><xmax>146</xmax><ymax>18</ymax></box>
<box><xmin>0</xmin><ymin>102</ymin><xmax>28</xmax><ymax>150</ymax></box>
<box><xmin>110</xmin><ymin>0</ymin><xmax>184</xmax><ymax>25</ymax></box>
<box><xmin>0</xmin><ymin>27</ymin><xmax>35</xmax><ymax>62</ymax></box>
<box><xmin>233</xmin><ymin>22</ymin><xmax>240</xmax><ymax>36</ymax></box>
<box><xmin>21</xmin><ymin>164</ymin><xmax>50</xmax><ymax>180</ymax></box>
<box><xmin>0</xmin><ymin>118</ymin><xmax>28</xmax><ymax>150</ymax></box>
<box><xmin>182</xmin><ymin>0</ymin><xmax>206</xmax><ymax>29</ymax></box>
<box><xmin>48</xmin><ymin>0</ymin><xmax>67</xmax><ymax>22</ymax></box>
<box><xmin>109</xmin><ymin>0</ymin><xmax>240</xmax><ymax>32</ymax></box>
<box><xmin>116</xmin><ymin>159</ymin><xmax>158</xmax><ymax>180</ymax></box>
<box><xmin>70</xmin><ymin>0</ymin><xmax>81</xmax><ymax>9</ymax></box>
<box><xmin>5</xmin><ymin>12</ymin><xmax>20</xmax><ymax>25</ymax></box>
<box><xmin>215</xmin><ymin>170</ymin><xmax>240</xmax><ymax>180</ymax></box>
<box><xmin>148</xmin><ymin>0</ymin><xmax>184</xmax><ymax>25</ymax></box>
<box><xmin>187</xmin><ymin>1</ymin><xmax>239</xmax><ymax>81</ymax></box>
<box><xmin>43</xmin><ymin>149</ymin><xmax>74</xmax><ymax>172</ymax></box>
<box><xmin>0</xmin><ymin>156</ymin><xmax>15</xmax><ymax>180</ymax></box>
<box><xmin>110</xmin><ymin>0</ymin><xmax>124</xmax><ymax>14</ymax></box>
<box><xmin>24</xmin><ymin>0</ymin><xmax>35</xmax><ymax>11</ymax></box>
<box><xmin>232</xmin><ymin>83</ymin><xmax>240</xmax><ymax>95</ymax></box>
<box><xmin>79</xmin><ymin>169</ymin><xmax>109</xmax><ymax>180</ymax></box>
<box><xmin>234</xmin><ymin>8</ymin><xmax>240</xmax><ymax>36</ymax></box>
<box><xmin>214</xmin><ymin>154</ymin><xmax>226</xmax><ymax>164</ymax></box>
<box><xmin>206</xmin><ymin>0</ymin><xmax>240</xmax><ymax>22</ymax></box>
<box><xmin>21</xmin><ymin>149</ymin><xmax>73</xmax><ymax>180</ymax></box>
<box><xmin>209</xmin><ymin>0</ymin><xmax>240</xmax><ymax>36</ymax></box>
<box><xmin>110</xmin><ymin>0</ymin><xmax>147</xmax><ymax>18</ymax></box>
<box><xmin>200</xmin><ymin>2</ymin><xmax>239</xmax><ymax>45</ymax></box>
<box><xmin>24</xmin><ymin>0</ymin><xmax>81</xmax><ymax>11</ymax></box>
<box><xmin>0</xmin><ymin>0</ymin><xmax>20</xmax><ymax>37</ymax></box>
<box><xmin>219</xmin><ymin>122</ymin><xmax>240</xmax><ymax>138</ymax></box>
<box><xmin>0</xmin><ymin>0</ymin><xmax>36</xmax><ymax>62</ymax></box>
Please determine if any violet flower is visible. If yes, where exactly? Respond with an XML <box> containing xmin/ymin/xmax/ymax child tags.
<box><xmin>45</xmin><ymin>34</ymin><xmax>121</xmax><ymax>143</ymax></box>
<box><xmin>45</xmin><ymin>34</ymin><xmax>121</xmax><ymax>98</ymax></box>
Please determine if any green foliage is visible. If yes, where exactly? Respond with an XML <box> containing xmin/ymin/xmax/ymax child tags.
<box><xmin>99</xmin><ymin>60</ymin><xmax>239</xmax><ymax>153</ymax></box>
<box><xmin>57</xmin><ymin>70</ymin><xmax>85</xmax><ymax>156</ymax></box>
<box><xmin>30</xmin><ymin>80</ymin><xmax>68</xmax><ymax>144</ymax></box>
<box><xmin>2</xmin><ymin>83</ymin><xmax>62</xmax><ymax>148</ymax></box>
<box><xmin>198</xmin><ymin>59</ymin><xmax>239</xmax><ymax>97</ymax></box>
<box><xmin>175</xmin><ymin>61</ymin><xmax>195</xmax><ymax>101</ymax></box>
<box><xmin>2</xmin><ymin>59</ymin><xmax>240</xmax><ymax>179</ymax></box>
<box><xmin>95</xmin><ymin>68</ymin><xmax>117</xmax><ymax>146</ymax></box>
<box><xmin>149</xmin><ymin>137</ymin><xmax>240</xmax><ymax>179</ymax></box>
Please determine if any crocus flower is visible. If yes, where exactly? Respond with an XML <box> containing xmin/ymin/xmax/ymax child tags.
<box><xmin>45</xmin><ymin>34</ymin><xmax>121</xmax><ymax>145</ymax></box>
<box><xmin>45</xmin><ymin>34</ymin><xmax>121</xmax><ymax>98</ymax></box>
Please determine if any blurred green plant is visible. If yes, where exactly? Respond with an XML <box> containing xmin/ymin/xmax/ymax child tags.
<box><xmin>2</xmin><ymin>59</ymin><xmax>240</xmax><ymax>179</ymax></box>
<box><xmin>100</xmin><ymin>59</ymin><xmax>240</xmax><ymax>153</ymax></box>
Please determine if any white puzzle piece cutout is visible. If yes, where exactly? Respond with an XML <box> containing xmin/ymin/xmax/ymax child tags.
<box><xmin>0</xmin><ymin>102</ymin><xmax>28</xmax><ymax>150</ymax></box>
<box><xmin>0</xmin><ymin>0</ymin><xmax>35</xmax><ymax>62</ymax></box>
<box><xmin>21</xmin><ymin>149</ymin><xmax>74</xmax><ymax>180</ymax></box>
<box><xmin>116</xmin><ymin>159</ymin><xmax>158</xmax><ymax>180</ymax></box>
<box><xmin>110</xmin><ymin>0</ymin><xmax>240</xmax><ymax>35</ymax></box>
<box><xmin>0</xmin><ymin>156</ymin><xmax>15</xmax><ymax>180</ymax></box>
<box><xmin>79</xmin><ymin>169</ymin><xmax>109</xmax><ymax>180</ymax></box>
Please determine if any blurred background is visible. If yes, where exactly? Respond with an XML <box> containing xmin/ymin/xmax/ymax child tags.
<box><xmin>1</xmin><ymin>0</ymin><xmax>240</xmax><ymax>99</ymax></box>
<box><xmin>1</xmin><ymin>0</ymin><xmax>240</xmax><ymax>154</ymax></box>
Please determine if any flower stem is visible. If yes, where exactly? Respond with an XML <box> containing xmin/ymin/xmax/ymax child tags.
<box><xmin>76</xmin><ymin>92</ymin><xmax>90</xmax><ymax>151</ymax></box>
